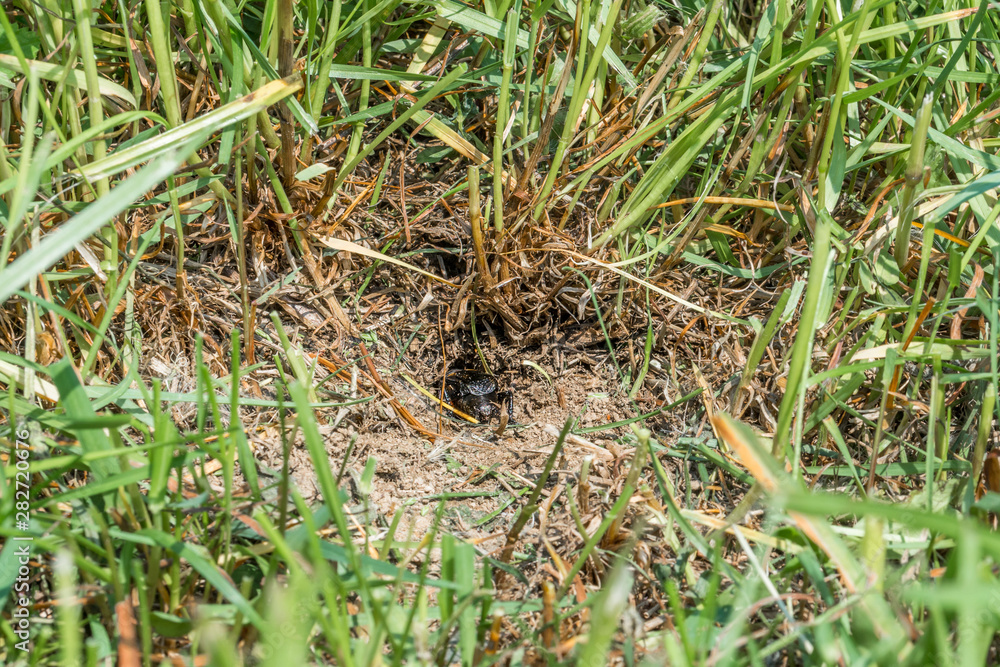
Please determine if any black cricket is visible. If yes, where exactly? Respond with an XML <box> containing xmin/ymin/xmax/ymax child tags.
<box><xmin>441</xmin><ymin>370</ymin><xmax>514</xmax><ymax>424</ymax></box>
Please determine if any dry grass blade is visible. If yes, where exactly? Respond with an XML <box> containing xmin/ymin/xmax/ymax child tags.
<box><xmin>409</xmin><ymin>109</ymin><xmax>516</xmax><ymax>187</ymax></box>
<box><xmin>564</xmin><ymin>249</ymin><xmax>748</xmax><ymax>324</ymax></box>
<box><xmin>315</xmin><ymin>236</ymin><xmax>459</xmax><ymax>286</ymax></box>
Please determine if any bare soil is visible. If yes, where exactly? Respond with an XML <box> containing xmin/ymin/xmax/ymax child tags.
<box><xmin>278</xmin><ymin>328</ymin><xmax>657</xmax><ymax>552</ymax></box>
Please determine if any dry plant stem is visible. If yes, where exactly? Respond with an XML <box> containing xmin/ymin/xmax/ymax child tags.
<box><xmin>493</xmin><ymin>409</ymin><xmax>508</xmax><ymax>437</ymax></box>
<box><xmin>605</xmin><ymin>428</ymin><xmax>649</xmax><ymax>546</ymax></box>
<box><xmin>566</xmin><ymin>483</ymin><xmax>591</xmax><ymax>552</ymax></box>
<box><xmin>398</xmin><ymin>154</ymin><xmax>411</xmax><ymax>243</ymax></box>
<box><xmin>468</xmin><ymin>166</ymin><xmax>494</xmax><ymax>291</ymax></box>
<box><xmin>485</xmin><ymin>610</ymin><xmax>503</xmax><ymax>656</ymax></box>
<box><xmin>578</xmin><ymin>455</ymin><xmax>592</xmax><ymax>515</ymax></box>
<box><xmin>334</xmin><ymin>432</ymin><xmax>359</xmax><ymax>487</ymax></box>
<box><xmin>494</xmin><ymin>418</ymin><xmax>570</xmax><ymax>583</ymax></box>
<box><xmin>849</xmin><ymin>177</ymin><xmax>905</xmax><ymax>243</ymax></box>
<box><xmin>633</xmin><ymin>25</ymin><xmax>688</xmax><ymax>114</ymax></box>
<box><xmin>437</xmin><ymin>305</ymin><xmax>448</xmax><ymax>434</ymax></box>
<box><xmin>886</xmin><ymin>296</ymin><xmax>936</xmax><ymax>412</ymax></box>
<box><xmin>541</xmin><ymin>581</ymin><xmax>556</xmax><ymax>648</ymax></box>
<box><xmin>555</xmin><ymin>480</ymin><xmax>637</xmax><ymax>601</ymax></box>
<box><xmin>114</xmin><ymin>599</ymin><xmax>140</xmax><ymax>666</ymax></box>
<box><xmin>864</xmin><ymin>373</ymin><xmax>894</xmax><ymax>495</ymax></box>
<box><xmin>518</xmin><ymin>39</ymin><xmax>576</xmax><ymax>197</ymax></box>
